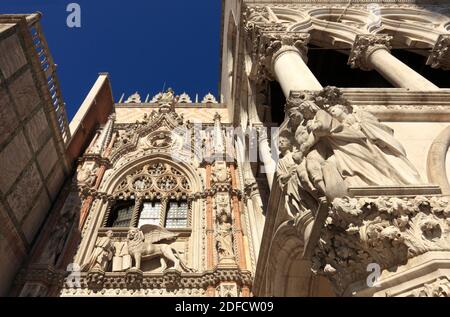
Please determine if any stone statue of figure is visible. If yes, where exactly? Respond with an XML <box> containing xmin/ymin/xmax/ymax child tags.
<box><xmin>81</xmin><ymin>230</ymin><xmax>115</xmax><ymax>272</ymax></box>
<box><xmin>151</xmin><ymin>132</ymin><xmax>171</xmax><ymax>148</ymax></box>
<box><xmin>39</xmin><ymin>198</ymin><xmax>77</xmax><ymax>266</ymax></box>
<box><xmin>276</xmin><ymin>130</ymin><xmax>318</xmax><ymax>218</ymax></box>
<box><xmin>77</xmin><ymin>166</ymin><xmax>98</xmax><ymax>187</ymax></box>
<box><xmin>215</xmin><ymin>211</ymin><xmax>234</xmax><ymax>258</ymax></box>
<box><xmin>159</xmin><ymin>88</ymin><xmax>176</xmax><ymax>103</ymax></box>
<box><xmin>288</xmin><ymin>87</ymin><xmax>422</xmax><ymax>201</ymax></box>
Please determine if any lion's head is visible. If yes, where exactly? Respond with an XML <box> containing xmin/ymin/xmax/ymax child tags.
<box><xmin>127</xmin><ymin>228</ymin><xmax>144</xmax><ymax>252</ymax></box>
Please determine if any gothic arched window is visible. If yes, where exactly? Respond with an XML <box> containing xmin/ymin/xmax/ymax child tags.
<box><xmin>107</xmin><ymin>161</ymin><xmax>192</xmax><ymax>229</ymax></box>
<box><xmin>107</xmin><ymin>201</ymin><xmax>134</xmax><ymax>227</ymax></box>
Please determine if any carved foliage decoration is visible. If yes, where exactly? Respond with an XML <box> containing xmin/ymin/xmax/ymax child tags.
<box><xmin>312</xmin><ymin>196</ymin><xmax>450</xmax><ymax>295</ymax></box>
<box><xmin>348</xmin><ymin>34</ymin><xmax>393</xmax><ymax>70</ymax></box>
<box><xmin>245</xmin><ymin>26</ymin><xmax>310</xmax><ymax>81</ymax></box>
<box><xmin>411</xmin><ymin>277</ymin><xmax>450</xmax><ymax>297</ymax></box>
<box><xmin>427</xmin><ymin>34</ymin><xmax>450</xmax><ymax>70</ymax></box>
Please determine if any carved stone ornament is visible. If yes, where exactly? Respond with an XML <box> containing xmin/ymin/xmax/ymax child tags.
<box><xmin>38</xmin><ymin>192</ymin><xmax>80</xmax><ymax>266</ymax></box>
<box><xmin>148</xmin><ymin>131</ymin><xmax>173</xmax><ymax>148</ymax></box>
<box><xmin>109</xmin><ymin>93</ymin><xmax>187</xmax><ymax>164</ymax></box>
<box><xmin>57</xmin><ymin>267</ymin><xmax>252</xmax><ymax>296</ymax></box>
<box><xmin>426</xmin><ymin>34</ymin><xmax>450</xmax><ymax>70</ymax></box>
<box><xmin>76</xmin><ymin>164</ymin><xmax>98</xmax><ymax>190</ymax></box>
<box><xmin>411</xmin><ymin>277</ymin><xmax>450</xmax><ymax>297</ymax></box>
<box><xmin>245</xmin><ymin>20</ymin><xmax>309</xmax><ymax>81</ymax></box>
<box><xmin>126</xmin><ymin>225</ymin><xmax>194</xmax><ymax>272</ymax></box>
<box><xmin>86</xmin><ymin>268</ymin><xmax>105</xmax><ymax>290</ymax></box>
<box><xmin>348</xmin><ymin>34</ymin><xmax>393</xmax><ymax>71</ymax></box>
<box><xmin>312</xmin><ymin>195</ymin><xmax>450</xmax><ymax>295</ymax></box>
<box><xmin>125</xmin><ymin>92</ymin><xmax>141</xmax><ymax>104</ymax></box>
<box><xmin>81</xmin><ymin>230</ymin><xmax>115</xmax><ymax>272</ymax></box>
<box><xmin>212</xmin><ymin>162</ymin><xmax>230</xmax><ymax>185</ymax></box>
<box><xmin>278</xmin><ymin>86</ymin><xmax>422</xmax><ymax>219</ymax></box>
<box><xmin>217</xmin><ymin>283</ymin><xmax>239</xmax><ymax>297</ymax></box>
<box><xmin>113</xmin><ymin>162</ymin><xmax>191</xmax><ymax>201</ymax></box>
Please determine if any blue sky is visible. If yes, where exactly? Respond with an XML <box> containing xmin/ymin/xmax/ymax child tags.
<box><xmin>0</xmin><ymin>0</ymin><xmax>222</xmax><ymax>119</ymax></box>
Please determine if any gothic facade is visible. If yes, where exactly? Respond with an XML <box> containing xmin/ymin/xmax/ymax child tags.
<box><xmin>1</xmin><ymin>0</ymin><xmax>450</xmax><ymax>297</ymax></box>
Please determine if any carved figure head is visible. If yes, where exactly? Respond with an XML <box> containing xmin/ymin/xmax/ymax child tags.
<box><xmin>127</xmin><ymin>228</ymin><xmax>142</xmax><ymax>242</ymax></box>
<box><xmin>328</xmin><ymin>104</ymin><xmax>349</xmax><ymax>122</ymax></box>
<box><xmin>294</xmin><ymin>125</ymin><xmax>309</xmax><ymax>145</ymax></box>
<box><xmin>278</xmin><ymin>130</ymin><xmax>294</xmax><ymax>155</ymax></box>
<box><xmin>287</xmin><ymin>106</ymin><xmax>304</xmax><ymax>126</ymax></box>
<box><xmin>217</xmin><ymin>210</ymin><xmax>231</xmax><ymax>224</ymax></box>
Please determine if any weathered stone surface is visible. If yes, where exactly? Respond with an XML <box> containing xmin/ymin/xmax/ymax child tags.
<box><xmin>0</xmin><ymin>203</ymin><xmax>23</xmax><ymax>296</ymax></box>
<box><xmin>0</xmin><ymin>88</ymin><xmax>19</xmax><ymax>146</ymax></box>
<box><xmin>25</xmin><ymin>108</ymin><xmax>51</xmax><ymax>152</ymax></box>
<box><xmin>0</xmin><ymin>23</ymin><xmax>14</xmax><ymax>34</ymax></box>
<box><xmin>0</xmin><ymin>34</ymin><xmax>27</xmax><ymax>79</ymax></box>
<box><xmin>45</xmin><ymin>164</ymin><xmax>65</xmax><ymax>201</ymax></box>
<box><xmin>37</xmin><ymin>138</ymin><xmax>58</xmax><ymax>178</ymax></box>
<box><xmin>0</xmin><ymin>131</ymin><xmax>32</xmax><ymax>194</ymax></box>
<box><xmin>21</xmin><ymin>190</ymin><xmax>50</xmax><ymax>243</ymax></box>
<box><xmin>6</xmin><ymin>163</ymin><xmax>43</xmax><ymax>222</ymax></box>
<box><xmin>9</xmin><ymin>69</ymin><xmax>41</xmax><ymax>121</ymax></box>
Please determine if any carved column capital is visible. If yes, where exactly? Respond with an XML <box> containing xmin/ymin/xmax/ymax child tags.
<box><xmin>312</xmin><ymin>195</ymin><xmax>450</xmax><ymax>296</ymax></box>
<box><xmin>348</xmin><ymin>34</ymin><xmax>393</xmax><ymax>71</ymax></box>
<box><xmin>246</xmin><ymin>24</ymin><xmax>310</xmax><ymax>81</ymax></box>
<box><xmin>426</xmin><ymin>34</ymin><xmax>450</xmax><ymax>70</ymax></box>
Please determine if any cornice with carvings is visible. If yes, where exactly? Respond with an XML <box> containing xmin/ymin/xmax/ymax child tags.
<box><xmin>16</xmin><ymin>266</ymin><xmax>253</xmax><ymax>296</ymax></box>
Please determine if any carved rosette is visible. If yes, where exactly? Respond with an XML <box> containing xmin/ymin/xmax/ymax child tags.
<box><xmin>348</xmin><ymin>34</ymin><xmax>393</xmax><ymax>71</ymax></box>
<box><xmin>312</xmin><ymin>196</ymin><xmax>450</xmax><ymax>296</ymax></box>
<box><xmin>426</xmin><ymin>34</ymin><xmax>450</xmax><ymax>70</ymax></box>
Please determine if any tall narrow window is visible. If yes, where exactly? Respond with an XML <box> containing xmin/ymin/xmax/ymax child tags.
<box><xmin>165</xmin><ymin>200</ymin><xmax>189</xmax><ymax>229</ymax></box>
<box><xmin>109</xmin><ymin>201</ymin><xmax>134</xmax><ymax>227</ymax></box>
<box><xmin>138</xmin><ymin>201</ymin><xmax>161</xmax><ymax>227</ymax></box>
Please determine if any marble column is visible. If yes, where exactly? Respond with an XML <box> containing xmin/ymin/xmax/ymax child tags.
<box><xmin>349</xmin><ymin>34</ymin><xmax>439</xmax><ymax>91</ymax></box>
<box><xmin>257</xmin><ymin>126</ymin><xmax>276</xmax><ymax>189</ymax></box>
<box><xmin>258</xmin><ymin>31</ymin><xmax>323</xmax><ymax>96</ymax></box>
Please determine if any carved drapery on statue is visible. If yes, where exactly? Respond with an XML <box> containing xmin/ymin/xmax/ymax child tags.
<box><xmin>277</xmin><ymin>86</ymin><xmax>423</xmax><ymax>215</ymax></box>
<box><xmin>216</xmin><ymin>211</ymin><xmax>234</xmax><ymax>260</ymax></box>
<box><xmin>38</xmin><ymin>191</ymin><xmax>80</xmax><ymax>266</ymax></box>
<box><xmin>81</xmin><ymin>230</ymin><xmax>115</xmax><ymax>271</ymax></box>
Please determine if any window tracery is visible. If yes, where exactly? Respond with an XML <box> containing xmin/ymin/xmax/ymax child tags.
<box><xmin>106</xmin><ymin>161</ymin><xmax>193</xmax><ymax>229</ymax></box>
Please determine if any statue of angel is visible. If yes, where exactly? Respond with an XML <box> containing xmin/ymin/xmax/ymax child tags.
<box><xmin>126</xmin><ymin>225</ymin><xmax>193</xmax><ymax>272</ymax></box>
